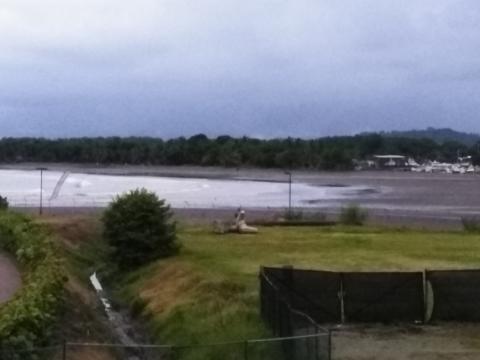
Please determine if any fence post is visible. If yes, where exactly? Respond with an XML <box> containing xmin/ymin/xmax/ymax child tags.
<box><xmin>275</xmin><ymin>290</ymin><xmax>280</xmax><ymax>336</ymax></box>
<box><xmin>422</xmin><ymin>269</ymin><xmax>427</xmax><ymax>323</ymax></box>
<box><xmin>62</xmin><ymin>340</ymin><xmax>67</xmax><ymax>360</ymax></box>
<box><xmin>172</xmin><ymin>346</ymin><xmax>179</xmax><ymax>360</ymax></box>
<box><xmin>282</xmin><ymin>265</ymin><xmax>294</xmax><ymax>337</ymax></box>
<box><xmin>259</xmin><ymin>266</ymin><xmax>265</xmax><ymax>321</ymax></box>
<box><xmin>328</xmin><ymin>329</ymin><xmax>332</xmax><ymax>360</ymax></box>
<box><xmin>282</xmin><ymin>265</ymin><xmax>294</xmax><ymax>305</ymax></box>
<box><xmin>339</xmin><ymin>273</ymin><xmax>346</xmax><ymax>324</ymax></box>
<box><xmin>244</xmin><ymin>341</ymin><xmax>249</xmax><ymax>360</ymax></box>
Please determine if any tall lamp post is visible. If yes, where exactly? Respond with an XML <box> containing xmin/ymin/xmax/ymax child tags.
<box><xmin>37</xmin><ymin>167</ymin><xmax>47</xmax><ymax>215</ymax></box>
<box><xmin>284</xmin><ymin>171</ymin><xmax>292</xmax><ymax>216</ymax></box>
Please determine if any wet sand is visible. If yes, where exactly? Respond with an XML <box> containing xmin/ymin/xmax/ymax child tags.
<box><xmin>0</xmin><ymin>252</ymin><xmax>21</xmax><ymax>304</ymax></box>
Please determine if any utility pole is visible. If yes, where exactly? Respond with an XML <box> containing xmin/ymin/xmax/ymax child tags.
<box><xmin>284</xmin><ymin>171</ymin><xmax>292</xmax><ymax>216</ymax></box>
<box><xmin>37</xmin><ymin>167</ymin><xmax>47</xmax><ymax>215</ymax></box>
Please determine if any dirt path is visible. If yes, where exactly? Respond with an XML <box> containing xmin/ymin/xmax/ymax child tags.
<box><xmin>0</xmin><ymin>252</ymin><xmax>21</xmax><ymax>304</ymax></box>
<box><xmin>333</xmin><ymin>324</ymin><xmax>480</xmax><ymax>360</ymax></box>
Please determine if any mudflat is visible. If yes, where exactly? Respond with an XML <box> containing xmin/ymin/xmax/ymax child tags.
<box><xmin>3</xmin><ymin>164</ymin><xmax>480</xmax><ymax>229</ymax></box>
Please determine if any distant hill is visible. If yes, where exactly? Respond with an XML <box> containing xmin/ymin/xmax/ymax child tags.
<box><xmin>381</xmin><ymin>128</ymin><xmax>480</xmax><ymax>146</ymax></box>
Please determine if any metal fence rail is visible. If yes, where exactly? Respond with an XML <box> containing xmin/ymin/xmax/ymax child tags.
<box><xmin>0</xmin><ymin>334</ymin><xmax>331</xmax><ymax>360</ymax></box>
<box><xmin>0</xmin><ymin>345</ymin><xmax>63</xmax><ymax>360</ymax></box>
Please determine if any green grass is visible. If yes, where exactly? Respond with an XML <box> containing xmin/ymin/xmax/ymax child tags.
<box><xmin>120</xmin><ymin>225</ymin><xmax>480</xmax><ymax>359</ymax></box>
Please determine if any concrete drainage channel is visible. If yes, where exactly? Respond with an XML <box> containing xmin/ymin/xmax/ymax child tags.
<box><xmin>90</xmin><ymin>272</ymin><xmax>147</xmax><ymax>360</ymax></box>
<box><xmin>87</xmin><ymin>271</ymin><xmax>330</xmax><ymax>360</ymax></box>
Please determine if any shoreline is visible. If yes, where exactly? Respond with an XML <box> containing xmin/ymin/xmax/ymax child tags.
<box><xmin>15</xmin><ymin>206</ymin><xmax>464</xmax><ymax>231</ymax></box>
<box><xmin>3</xmin><ymin>163</ymin><xmax>479</xmax><ymax>231</ymax></box>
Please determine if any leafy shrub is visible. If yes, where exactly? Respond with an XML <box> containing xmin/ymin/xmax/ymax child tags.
<box><xmin>462</xmin><ymin>217</ymin><xmax>480</xmax><ymax>232</ymax></box>
<box><xmin>102</xmin><ymin>188</ymin><xmax>178</xmax><ymax>269</ymax></box>
<box><xmin>284</xmin><ymin>209</ymin><xmax>304</xmax><ymax>221</ymax></box>
<box><xmin>0</xmin><ymin>212</ymin><xmax>65</xmax><ymax>355</ymax></box>
<box><xmin>339</xmin><ymin>204</ymin><xmax>368</xmax><ymax>226</ymax></box>
<box><xmin>0</xmin><ymin>196</ymin><xmax>8</xmax><ymax>210</ymax></box>
<box><xmin>282</xmin><ymin>210</ymin><xmax>328</xmax><ymax>222</ymax></box>
<box><xmin>303</xmin><ymin>211</ymin><xmax>327</xmax><ymax>222</ymax></box>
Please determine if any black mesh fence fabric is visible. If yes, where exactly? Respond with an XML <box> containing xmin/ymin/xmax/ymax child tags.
<box><xmin>262</xmin><ymin>267</ymin><xmax>480</xmax><ymax>324</ymax></box>
<box><xmin>263</xmin><ymin>267</ymin><xmax>341</xmax><ymax>323</ymax></box>
<box><xmin>342</xmin><ymin>272</ymin><xmax>424</xmax><ymax>323</ymax></box>
<box><xmin>291</xmin><ymin>269</ymin><xmax>341</xmax><ymax>323</ymax></box>
<box><xmin>427</xmin><ymin>269</ymin><xmax>480</xmax><ymax>321</ymax></box>
<box><xmin>260</xmin><ymin>268</ymin><xmax>332</xmax><ymax>360</ymax></box>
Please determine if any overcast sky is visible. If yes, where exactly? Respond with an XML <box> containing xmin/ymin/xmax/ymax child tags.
<box><xmin>1</xmin><ymin>0</ymin><xmax>480</xmax><ymax>138</ymax></box>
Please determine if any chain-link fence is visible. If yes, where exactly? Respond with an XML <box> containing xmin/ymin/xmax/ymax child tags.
<box><xmin>0</xmin><ymin>334</ymin><xmax>331</xmax><ymax>360</ymax></box>
<box><xmin>0</xmin><ymin>345</ymin><xmax>63</xmax><ymax>360</ymax></box>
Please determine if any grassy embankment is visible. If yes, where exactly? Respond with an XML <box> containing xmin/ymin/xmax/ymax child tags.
<box><xmin>40</xmin><ymin>215</ymin><xmax>118</xmax><ymax>360</ymax></box>
<box><xmin>119</xmin><ymin>224</ymin><xmax>480</xmax><ymax>351</ymax></box>
<box><xmin>37</xmin><ymin>214</ymin><xmax>480</xmax><ymax>359</ymax></box>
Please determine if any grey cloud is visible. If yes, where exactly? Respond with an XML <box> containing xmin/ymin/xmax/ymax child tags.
<box><xmin>1</xmin><ymin>0</ymin><xmax>480</xmax><ymax>138</ymax></box>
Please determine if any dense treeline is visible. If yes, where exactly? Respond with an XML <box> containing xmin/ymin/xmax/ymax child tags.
<box><xmin>0</xmin><ymin>134</ymin><xmax>479</xmax><ymax>170</ymax></box>
<box><xmin>383</xmin><ymin>127</ymin><xmax>480</xmax><ymax>147</ymax></box>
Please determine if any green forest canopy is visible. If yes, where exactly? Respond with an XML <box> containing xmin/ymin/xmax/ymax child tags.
<box><xmin>0</xmin><ymin>132</ymin><xmax>479</xmax><ymax>170</ymax></box>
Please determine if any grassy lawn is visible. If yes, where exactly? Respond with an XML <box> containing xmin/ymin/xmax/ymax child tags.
<box><xmin>120</xmin><ymin>224</ymin><xmax>480</xmax><ymax>358</ymax></box>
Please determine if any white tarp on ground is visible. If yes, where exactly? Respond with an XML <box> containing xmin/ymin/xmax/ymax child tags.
<box><xmin>0</xmin><ymin>169</ymin><xmax>375</xmax><ymax>208</ymax></box>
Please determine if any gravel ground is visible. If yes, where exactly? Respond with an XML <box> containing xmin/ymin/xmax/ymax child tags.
<box><xmin>332</xmin><ymin>323</ymin><xmax>480</xmax><ymax>360</ymax></box>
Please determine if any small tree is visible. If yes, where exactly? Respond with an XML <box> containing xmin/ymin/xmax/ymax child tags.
<box><xmin>102</xmin><ymin>188</ymin><xmax>178</xmax><ymax>269</ymax></box>
<box><xmin>0</xmin><ymin>196</ymin><xmax>8</xmax><ymax>211</ymax></box>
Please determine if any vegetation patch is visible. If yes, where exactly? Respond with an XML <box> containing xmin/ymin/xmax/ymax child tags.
<box><xmin>339</xmin><ymin>204</ymin><xmax>368</xmax><ymax>226</ymax></box>
<box><xmin>0</xmin><ymin>212</ymin><xmax>65</xmax><ymax>353</ymax></box>
<box><xmin>103</xmin><ymin>188</ymin><xmax>179</xmax><ymax>270</ymax></box>
<box><xmin>0</xmin><ymin>196</ymin><xmax>8</xmax><ymax>211</ymax></box>
<box><xmin>462</xmin><ymin>216</ymin><xmax>480</xmax><ymax>233</ymax></box>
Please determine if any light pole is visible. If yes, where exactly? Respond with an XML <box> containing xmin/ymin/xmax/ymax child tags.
<box><xmin>285</xmin><ymin>171</ymin><xmax>292</xmax><ymax>216</ymax></box>
<box><xmin>37</xmin><ymin>167</ymin><xmax>47</xmax><ymax>215</ymax></box>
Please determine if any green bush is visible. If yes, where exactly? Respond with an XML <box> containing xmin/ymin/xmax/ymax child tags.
<box><xmin>0</xmin><ymin>196</ymin><xmax>8</xmax><ymax>210</ymax></box>
<box><xmin>102</xmin><ymin>188</ymin><xmax>178</xmax><ymax>270</ymax></box>
<box><xmin>0</xmin><ymin>212</ymin><xmax>65</xmax><ymax>355</ymax></box>
<box><xmin>284</xmin><ymin>209</ymin><xmax>304</xmax><ymax>221</ymax></box>
<box><xmin>462</xmin><ymin>217</ymin><xmax>480</xmax><ymax>232</ymax></box>
<box><xmin>339</xmin><ymin>204</ymin><xmax>368</xmax><ymax>226</ymax></box>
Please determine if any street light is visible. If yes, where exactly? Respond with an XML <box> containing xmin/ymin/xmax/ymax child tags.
<box><xmin>36</xmin><ymin>167</ymin><xmax>47</xmax><ymax>215</ymax></box>
<box><xmin>284</xmin><ymin>171</ymin><xmax>292</xmax><ymax>216</ymax></box>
